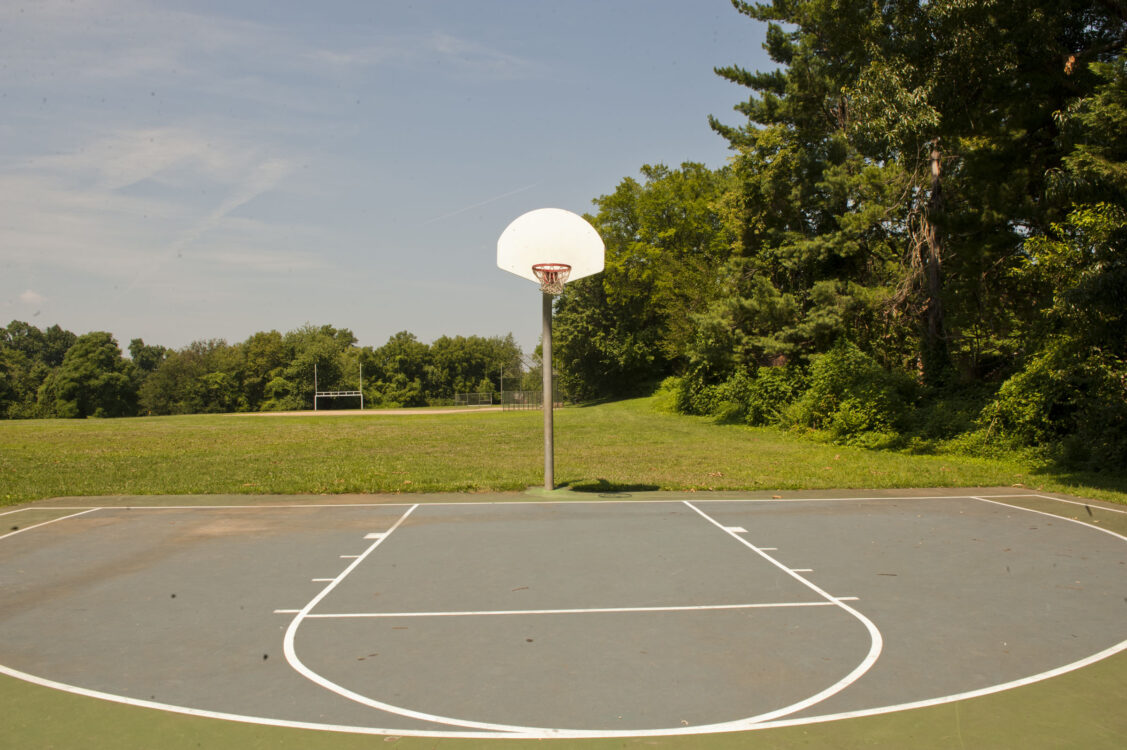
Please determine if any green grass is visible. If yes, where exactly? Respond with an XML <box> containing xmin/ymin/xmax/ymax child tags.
<box><xmin>2</xmin><ymin>397</ymin><xmax>1125</xmax><ymax>506</ymax></box>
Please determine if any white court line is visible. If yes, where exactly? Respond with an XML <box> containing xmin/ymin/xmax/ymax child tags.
<box><xmin>1031</xmin><ymin>493</ymin><xmax>1127</xmax><ymax>515</ymax></box>
<box><xmin>0</xmin><ymin>508</ymin><xmax>101</xmax><ymax>540</ymax></box>
<box><xmin>682</xmin><ymin>501</ymin><xmax>884</xmax><ymax>726</ymax></box>
<box><xmin>303</xmin><ymin>601</ymin><xmax>835</xmax><ymax>619</ymax></box>
<box><xmin>2</xmin><ymin>494</ymin><xmax>1123</xmax><ymax>740</ymax></box>
<box><xmin>0</xmin><ymin>507</ymin><xmax>32</xmax><ymax>517</ymax></box>
<box><xmin>280</xmin><ymin>501</ymin><xmax>887</xmax><ymax>738</ymax></box>
<box><xmin>15</xmin><ymin>491</ymin><xmax>1121</xmax><ymax>512</ymax></box>
<box><xmin>745</xmin><ymin>496</ymin><xmax>1127</xmax><ymax>732</ymax></box>
<box><xmin>972</xmin><ymin>496</ymin><xmax>1127</xmax><ymax>544</ymax></box>
<box><xmin>0</xmin><ymin>661</ymin><xmax>524</xmax><ymax>740</ymax></box>
<box><xmin>282</xmin><ymin>505</ymin><xmax>546</xmax><ymax>735</ymax></box>
<box><xmin>753</xmin><ymin>637</ymin><xmax>1127</xmax><ymax>731</ymax></box>
<box><xmin>251</xmin><ymin>492</ymin><xmax>1127</xmax><ymax>741</ymax></box>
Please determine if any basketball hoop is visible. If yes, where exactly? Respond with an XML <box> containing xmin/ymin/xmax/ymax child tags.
<box><xmin>532</xmin><ymin>263</ymin><xmax>571</xmax><ymax>295</ymax></box>
<box><xmin>499</xmin><ymin>209</ymin><xmax>604</xmax><ymax>491</ymax></box>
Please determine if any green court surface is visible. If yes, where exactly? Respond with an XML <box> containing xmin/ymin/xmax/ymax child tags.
<box><xmin>1</xmin><ymin>488</ymin><xmax>1125</xmax><ymax>748</ymax></box>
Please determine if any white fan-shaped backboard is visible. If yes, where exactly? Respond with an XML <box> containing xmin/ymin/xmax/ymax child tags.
<box><xmin>497</xmin><ymin>208</ymin><xmax>605</xmax><ymax>284</ymax></box>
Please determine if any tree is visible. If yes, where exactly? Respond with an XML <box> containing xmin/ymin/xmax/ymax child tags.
<box><xmin>362</xmin><ymin>331</ymin><xmax>430</xmax><ymax>407</ymax></box>
<box><xmin>40</xmin><ymin>332</ymin><xmax>137</xmax><ymax>418</ymax></box>
<box><xmin>139</xmin><ymin>339</ymin><xmax>242</xmax><ymax>415</ymax></box>
<box><xmin>0</xmin><ymin>322</ymin><xmax>79</xmax><ymax>417</ymax></box>
<box><xmin>3</xmin><ymin>323</ymin><xmax>72</xmax><ymax>417</ymax></box>
<box><xmin>429</xmin><ymin>334</ymin><xmax>522</xmax><ymax>400</ymax></box>
<box><xmin>708</xmin><ymin>0</ymin><xmax>1125</xmax><ymax>385</ymax></box>
<box><xmin>239</xmin><ymin>330</ymin><xmax>289</xmax><ymax>411</ymax></box>
<box><xmin>129</xmin><ymin>338</ymin><xmax>169</xmax><ymax>374</ymax></box>
<box><xmin>1049</xmin><ymin>52</ymin><xmax>1127</xmax><ymax>205</ymax></box>
<box><xmin>554</xmin><ymin>163</ymin><xmax>733</xmax><ymax>399</ymax></box>
<box><xmin>0</xmin><ymin>349</ymin><xmax>16</xmax><ymax>415</ymax></box>
<box><xmin>985</xmin><ymin>54</ymin><xmax>1127</xmax><ymax>468</ymax></box>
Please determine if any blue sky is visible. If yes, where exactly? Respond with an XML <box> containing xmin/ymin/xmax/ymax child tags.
<box><xmin>1</xmin><ymin>0</ymin><xmax>770</xmax><ymax>355</ymax></box>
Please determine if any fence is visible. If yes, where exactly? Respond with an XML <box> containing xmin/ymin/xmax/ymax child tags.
<box><xmin>453</xmin><ymin>392</ymin><xmax>494</xmax><ymax>406</ymax></box>
<box><xmin>500</xmin><ymin>389</ymin><xmax>564</xmax><ymax>411</ymax></box>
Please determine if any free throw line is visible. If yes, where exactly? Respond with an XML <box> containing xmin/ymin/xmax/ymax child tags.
<box><xmin>302</xmin><ymin>601</ymin><xmax>838</xmax><ymax>619</ymax></box>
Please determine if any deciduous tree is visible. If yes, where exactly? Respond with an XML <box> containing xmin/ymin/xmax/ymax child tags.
<box><xmin>40</xmin><ymin>332</ymin><xmax>137</xmax><ymax>418</ymax></box>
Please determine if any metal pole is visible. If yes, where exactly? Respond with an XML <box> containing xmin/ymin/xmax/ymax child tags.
<box><xmin>359</xmin><ymin>362</ymin><xmax>364</xmax><ymax>410</ymax></box>
<box><xmin>314</xmin><ymin>363</ymin><xmax>318</xmax><ymax>411</ymax></box>
<box><xmin>542</xmin><ymin>291</ymin><xmax>554</xmax><ymax>490</ymax></box>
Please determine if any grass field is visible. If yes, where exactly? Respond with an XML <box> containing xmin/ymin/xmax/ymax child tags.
<box><xmin>1</xmin><ymin>397</ymin><xmax>1124</xmax><ymax>506</ymax></box>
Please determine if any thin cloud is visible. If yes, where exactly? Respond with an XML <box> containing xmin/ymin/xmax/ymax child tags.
<box><xmin>0</xmin><ymin>0</ymin><xmax>286</xmax><ymax>84</ymax></box>
<box><xmin>306</xmin><ymin>31</ymin><xmax>540</xmax><ymax>81</ymax></box>
<box><xmin>1</xmin><ymin>126</ymin><xmax>316</xmax><ymax>295</ymax></box>
<box><xmin>33</xmin><ymin>128</ymin><xmax>239</xmax><ymax>191</ymax></box>
<box><xmin>163</xmin><ymin>156</ymin><xmax>294</xmax><ymax>260</ymax></box>
<box><xmin>421</xmin><ymin>183</ymin><xmax>541</xmax><ymax>226</ymax></box>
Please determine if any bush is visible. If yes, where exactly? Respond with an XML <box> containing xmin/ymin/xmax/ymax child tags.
<box><xmin>669</xmin><ymin>374</ymin><xmax>721</xmax><ymax>416</ymax></box>
<box><xmin>908</xmin><ymin>383</ymin><xmax>998</xmax><ymax>441</ymax></box>
<box><xmin>710</xmin><ymin>369</ymin><xmax>756</xmax><ymax>423</ymax></box>
<box><xmin>651</xmin><ymin>376</ymin><xmax>682</xmax><ymax>414</ymax></box>
<box><xmin>744</xmin><ymin>366</ymin><xmax>807</xmax><ymax>426</ymax></box>
<box><xmin>662</xmin><ymin>366</ymin><xmax>808</xmax><ymax>427</ymax></box>
<box><xmin>980</xmin><ymin>340</ymin><xmax>1127</xmax><ymax>471</ymax></box>
<box><xmin>787</xmin><ymin>340</ymin><xmax>916</xmax><ymax>440</ymax></box>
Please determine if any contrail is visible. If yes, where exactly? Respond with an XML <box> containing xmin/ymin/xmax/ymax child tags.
<box><xmin>123</xmin><ymin>157</ymin><xmax>292</xmax><ymax>292</ymax></box>
<box><xmin>420</xmin><ymin>182</ymin><xmax>539</xmax><ymax>226</ymax></box>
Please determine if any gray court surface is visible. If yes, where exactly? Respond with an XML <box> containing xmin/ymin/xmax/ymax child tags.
<box><xmin>1</xmin><ymin>489</ymin><xmax>1125</xmax><ymax>739</ymax></box>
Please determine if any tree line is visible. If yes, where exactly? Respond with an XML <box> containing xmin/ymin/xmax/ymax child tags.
<box><xmin>553</xmin><ymin>0</ymin><xmax>1125</xmax><ymax>472</ymax></box>
<box><xmin>0</xmin><ymin>321</ymin><xmax>531</xmax><ymax>418</ymax></box>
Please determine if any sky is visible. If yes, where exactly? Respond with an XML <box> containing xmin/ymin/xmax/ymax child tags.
<box><xmin>1</xmin><ymin>0</ymin><xmax>771</xmax><ymax>356</ymax></box>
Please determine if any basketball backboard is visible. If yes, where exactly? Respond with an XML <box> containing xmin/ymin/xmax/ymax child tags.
<box><xmin>496</xmin><ymin>208</ymin><xmax>604</xmax><ymax>286</ymax></box>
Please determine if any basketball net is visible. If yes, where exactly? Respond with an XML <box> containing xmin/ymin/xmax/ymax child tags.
<box><xmin>532</xmin><ymin>263</ymin><xmax>571</xmax><ymax>295</ymax></box>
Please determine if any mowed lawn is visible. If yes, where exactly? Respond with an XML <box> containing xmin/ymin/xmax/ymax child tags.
<box><xmin>2</xmin><ymin>397</ymin><xmax>1123</xmax><ymax>506</ymax></box>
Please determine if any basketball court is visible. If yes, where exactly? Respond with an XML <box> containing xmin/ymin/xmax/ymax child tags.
<box><xmin>2</xmin><ymin>489</ymin><xmax>1125</xmax><ymax>739</ymax></box>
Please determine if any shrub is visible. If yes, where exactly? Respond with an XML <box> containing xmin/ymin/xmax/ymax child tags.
<box><xmin>744</xmin><ymin>366</ymin><xmax>807</xmax><ymax>426</ymax></box>
<box><xmin>710</xmin><ymin>369</ymin><xmax>756</xmax><ymax>423</ymax></box>
<box><xmin>980</xmin><ymin>340</ymin><xmax>1127</xmax><ymax>471</ymax></box>
<box><xmin>668</xmin><ymin>374</ymin><xmax>721</xmax><ymax>416</ymax></box>
<box><xmin>651</xmin><ymin>376</ymin><xmax>682</xmax><ymax>414</ymax></box>
<box><xmin>787</xmin><ymin>340</ymin><xmax>916</xmax><ymax>439</ymax></box>
<box><xmin>908</xmin><ymin>383</ymin><xmax>998</xmax><ymax>441</ymax></box>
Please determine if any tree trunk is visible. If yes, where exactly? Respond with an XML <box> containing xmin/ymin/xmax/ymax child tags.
<box><xmin>919</xmin><ymin>139</ymin><xmax>950</xmax><ymax>384</ymax></box>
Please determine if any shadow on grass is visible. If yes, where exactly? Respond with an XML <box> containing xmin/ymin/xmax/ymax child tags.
<box><xmin>569</xmin><ymin>396</ymin><xmax>622</xmax><ymax>409</ymax></box>
<box><xmin>566</xmin><ymin>478</ymin><xmax>661</xmax><ymax>494</ymax></box>
<box><xmin>1027</xmin><ymin>464</ymin><xmax>1127</xmax><ymax>497</ymax></box>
